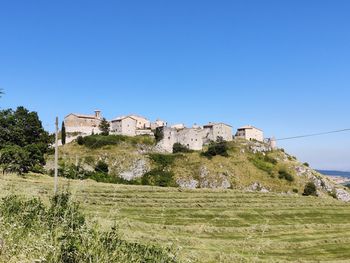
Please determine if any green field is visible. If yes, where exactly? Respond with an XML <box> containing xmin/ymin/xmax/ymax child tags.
<box><xmin>1</xmin><ymin>174</ymin><xmax>350</xmax><ymax>262</ymax></box>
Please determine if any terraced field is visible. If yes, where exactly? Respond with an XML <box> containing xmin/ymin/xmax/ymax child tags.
<box><xmin>1</xmin><ymin>174</ymin><xmax>350</xmax><ymax>262</ymax></box>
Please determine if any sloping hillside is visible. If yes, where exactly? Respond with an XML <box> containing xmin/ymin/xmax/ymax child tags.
<box><xmin>45</xmin><ymin>135</ymin><xmax>350</xmax><ymax>201</ymax></box>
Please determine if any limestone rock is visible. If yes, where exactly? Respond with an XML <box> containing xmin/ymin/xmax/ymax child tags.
<box><xmin>335</xmin><ymin>189</ymin><xmax>350</xmax><ymax>202</ymax></box>
<box><xmin>176</xmin><ymin>178</ymin><xmax>199</xmax><ymax>189</ymax></box>
<box><xmin>119</xmin><ymin>159</ymin><xmax>149</xmax><ymax>181</ymax></box>
<box><xmin>247</xmin><ymin>182</ymin><xmax>269</xmax><ymax>193</ymax></box>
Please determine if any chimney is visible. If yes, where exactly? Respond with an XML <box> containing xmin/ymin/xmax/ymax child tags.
<box><xmin>94</xmin><ymin>110</ymin><xmax>101</xmax><ymax>119</ymax></box>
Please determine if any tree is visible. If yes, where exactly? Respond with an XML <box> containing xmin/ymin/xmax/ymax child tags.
<box><xmin>154</xmin><ymin>127</ymin><xmax>164</xmax><ymax>142</ymax></box>
<box><xmin>0</xmin><ymin>106</ymin><xmax>52</xmax><ymax>174</ymax></box>
<box><xmin>99</xmin><ymin>118</ymin><xmax>110</xmax><ymax>136</ymax></box>
<box><xmin>61</xmin><ymin>121</ymin><xmax>66</xmax><ymax>145</ymax></box>
<box><xmin>0</xmin><ymin>145</ymin><xmax>30</xmax><ymax>174</ymax></box>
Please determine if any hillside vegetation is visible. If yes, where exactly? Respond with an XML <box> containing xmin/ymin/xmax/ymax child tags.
<box><xmin>1</xmin><ymin>174</ymin><xmax>350</xmax><ymax>262</ymax></box>
<box><xmin>45</xmin><ymin>135</ymin><xmax>349</xmax><ymax>200</ymax></box>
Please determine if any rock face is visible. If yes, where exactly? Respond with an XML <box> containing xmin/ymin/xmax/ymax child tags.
<box><xmin>176</xmin><ymin>178</ymin><xmax>199</xmax><ymax>189</ymax></box>
<box><xmin>247</xmin><ymin>182</ymin><xmax>269</xmax><ymax>193</ymax></box>
<box><xmin>119</xmin><ymin>159</ymin><xmax>149</xmax><ymax>181</ymax></box>
<box><xmin>198</xmin><ymin>166</ymin><xmax>231</xmax><ymax>189</ymax></box>
<box><xmin>249</xmin><ymin>142</ymin><xmax>272</xmax><ymax>153</ymax></box>
<box><xmin>335</xmin><ymin>189</ymin><xmax>350</xmax><ymax>202</ymax></box>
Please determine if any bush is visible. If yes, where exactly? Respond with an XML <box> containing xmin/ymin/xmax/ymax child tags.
<box><xmin>249</xmin><ymin>153</ymin><xmax>277</xmax><ymax>175</ymax></box>
<box><xmin>173</xmin><ymin>143</ymin><xmax>192</xmax><ymax>153</ymax></box>
<box><xmin>202</xmin><ymin>139</ymin><xmax>229</xmax><ymax>158</ymax></box>
<box><xmin>292</xmin><ymin>188</ymin><xmax>298</xmax><ymax>193</ymax></box>
<box><xmin>149</xmin><ymin>153</ymin><xmax>176</xmax><ymax>168</ymax></box>
<box><xmin>142</xmin><ymin>169</ymin><xmax>177</xmax><ymax>187</ymax></box>
<box><xmin>278</xmin><ymin>169</ymin><xmax>294</xmax><ymax>182</ymax></box>
<box><xmin>303</xmin><ymin>182</ymin><xmax>317</xmax><ymax>196</ymax></box>
<box><xmin>77</xmin><ymin>135</ymin><xmax>155</xmax><ymax>149</ymax></box>
<box><xmin>95</xmin><ymin>160</ymin><xmax>109</xmax><ymax>174</ymax></box>
<box><xmin>303</xmin><ymin>162</ymin><xmax>310</xmax><ymax>167</ymax></box>
<box><xmin>77</xmin><ymin>136</ymin><xmax>85</xmax><ymax>145</ymax></box>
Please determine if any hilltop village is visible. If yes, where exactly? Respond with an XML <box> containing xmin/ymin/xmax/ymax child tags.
<box><xmin>64</xmin><ymin>110</ymin><xmax>274</xmax><ymax>151</ymax></box>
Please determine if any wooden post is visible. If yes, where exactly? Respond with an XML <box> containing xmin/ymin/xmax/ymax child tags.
<box><xmin>54</xmin><ymin>117</ymin><xmax>59</xmax><ymax>194</ymax></box>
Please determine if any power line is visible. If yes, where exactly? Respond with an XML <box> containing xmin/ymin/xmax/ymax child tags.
<box><xmin>276</xmin><ymin>128</ymin><xmax>350</xmax><ymax>141</ymax></box>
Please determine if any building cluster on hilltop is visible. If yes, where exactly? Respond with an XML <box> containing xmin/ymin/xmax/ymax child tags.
<box><xmin>64</xmin><ymin>110</ymin><xmax>267</xmax><ymax>152</ymax></box>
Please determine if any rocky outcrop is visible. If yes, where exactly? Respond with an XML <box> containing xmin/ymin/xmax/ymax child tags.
<box><xmin>176</xmin><ymin>178</ymin><xmax>199</xmax><ymax>189</ymax></box>
<box><xmin>246</xmin><ymin>182</ymin><xmax>269</xmax><ymax>193</ymax></box>
<box><xmin>335</xmin><ymin>189</ymin><xmax>350</xmax><ymax>202</ymax></box>
<box><xmin>119</xmin><ymin>159</ymin><xmax>149</xmax><ymax>181</ymax></box>
<box><xmin>197</xmin><ymin>166</ymin><xmax>231</xmax><ymax>189</ymax></box>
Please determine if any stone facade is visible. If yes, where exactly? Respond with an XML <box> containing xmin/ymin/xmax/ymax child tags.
<box><xmin>111</xmin><ymin>115</ymin><xmax>155</xmax><ymax>136</ymax></box>
<box><xmin>235</xmin><ymin>125</ymin><xmax>264</xmax><ymax>142</ymax></box>
<box><xmin>157</xmin><ymin>126</ymin><xmax>203</xmax><ymax>152</ymax></box>
<box><xmin>202</xmin><ymin>122</ymin><xmax>233</xmax><ymax>143</ymax></box>
<box><xmin>64</xmin><ymin>110</ymin><xmax>102</xmax><ymax>135</ymax></box>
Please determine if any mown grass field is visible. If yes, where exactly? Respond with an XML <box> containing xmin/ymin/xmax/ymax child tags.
<box><xmin>1</xmin><ymin>173</ymin><xmax>350</xmax><ymax>262</ymax></box>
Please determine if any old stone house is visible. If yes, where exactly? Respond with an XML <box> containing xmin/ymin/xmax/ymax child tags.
<box><xmin>158</xmin><ymin>126</ymin><xmax>203</xmax><ymax>152</ymax></box>
<box><xmin>202</xmin><ymin>122</ymin><xmax>233</xmax><ymax>143</ymax></box>
<box><xmin>64</xmin><ymin>110</ymin><xmax>102</xmax><ymax>135</ymax></box>
<box><xmin>235</xmin><ymin>125</ymin><xmax>264</xmax><ymax>142</ymax></box>
<box><xmin>111</xmin><ymin>115</ymin><xmax>154</xmax><ymax>136</ymax></box>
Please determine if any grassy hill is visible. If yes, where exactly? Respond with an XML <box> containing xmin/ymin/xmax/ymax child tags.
<box><xmin>45</xmin><ymin>135</ymin><xmax>347</xmax><ymax>199</ymax></box>
<box><xmin>1</xmin><ymin>173</ymin><xmax>350</xmax><ymax>262</ymax></box>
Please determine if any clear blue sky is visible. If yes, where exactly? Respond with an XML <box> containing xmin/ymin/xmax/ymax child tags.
<box><xmin>0</xmin><ymin>0</ymin><xmax>349</xmax><ymax>170</ymax></box>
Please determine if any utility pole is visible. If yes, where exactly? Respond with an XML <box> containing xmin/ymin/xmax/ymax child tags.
<box><xmin>54</xmin><ymin>116</ymin><xmax>59</xmax><ymax>195</ymax></box>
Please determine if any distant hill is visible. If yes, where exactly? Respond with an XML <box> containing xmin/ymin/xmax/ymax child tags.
<box><xmin>317</xmin><ymin>170</ymin><xmax>350</xmax><ymax>178</ymax></box>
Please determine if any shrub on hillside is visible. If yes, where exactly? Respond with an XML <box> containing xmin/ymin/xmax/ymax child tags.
<box><xmin>172</xmin><ymin>143</ymin><xmax>192</xmax><ymax>153</ymax></box>
<box><xmin>278</xmin><ymin>168</ymin><xmax>294</xmax><ymax>182</ymax></box>
<box><xmin>142</xmin><ymin>169</ymin><xmax>177</xmax><ymax>187</ymax></box>
<box><xmin>95</xmin><ymin>160</ymin><xmax>109</xmax><ymax>174</ymax></box>
<box><xmin>249</xmin><ymin>153</ymin><xmax>277</xmax><ymax>175</ymax></box>
<box><xmin>77</xmin><ymin>136</ymin><xmax>85</xmax><ymax>145</ymax></box>
<box><xmin>77</xmin><ymin>135</ymin><xmax>155</xmax><ymax>149</ymax></box>
<box><xmin>202</xmin><ymin>138</ymin><xmax>229</xmax><ymax>158</ymax></box>
<box><xmin>149</xmin><ymin>153</ymin><xmax>176</xmax><ymax>168</ymax></box>
<box><xmin>303</xmin><ymin>182</ymin><xmax>317</xmax><ymax>196</ymax></box>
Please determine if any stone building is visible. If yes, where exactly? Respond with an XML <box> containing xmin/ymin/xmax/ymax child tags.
<box><xmin>202</xmin><ymin>122</ymin><xmax>233</xmax><ymax>143</ymax></box>
<box><xmin>151</xmin><ymin>119</ymin><xmax>167</xmax><ymax>130</ymax></box>
<box><xmin>64</xmin><ymin>110</ymin><xmax>102</xmax><ymax>135</ymax></box>
<box><xmin>157</xmin><ymin>126</ymin><xmax>203</xmax><ymax>152</ymax></box>
<box><xmin>235</xmin><ymin>125</ymin><xmax>264</xmax><ymax>142</ymax></box>
<box><xmin>111</xmin><ymin>115</ymin><xmax>153</xmax><ymax>136</ymax></box>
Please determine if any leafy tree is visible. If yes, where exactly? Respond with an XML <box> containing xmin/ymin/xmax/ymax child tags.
<box><xmin>303</xmin><ymin>182</ymin><xmax>317</xmax><ymax>196</ymax></box>
<box><xmin>0</xmin><ymin>106</ymin><xmax>51</xmax><ymax>148</ymax></box>
<box><xmin>99</xmin><ymin>118</ymin><xmax>110</xmax><ymax>136</ymax></box>
<box><xmin>154</xmin><ymin>127</ymin><xmax>164</xmax><ymax>142</ymax></box>
<box><xmin>0</xmin><ymin>106</ymin><xmax>52</xmax><ymax>174</ymax></box>
<box><xmin>0</xmin><ymin>145</ymin><xmax>30</xmax><ymax>174</ymax></box>
<box><xmin>61</xmin><ymin>121</ymin><xmax>66</xmax><ymax>145</ymax></box>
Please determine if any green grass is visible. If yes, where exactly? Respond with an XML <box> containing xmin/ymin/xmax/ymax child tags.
<box><xmin>1</xmin><ymin>173</ymin><xmax>350</xmax><ymax>262</ymax></box>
